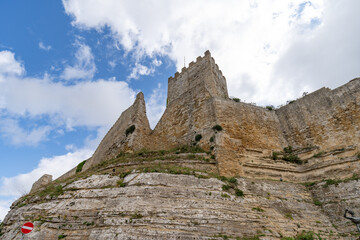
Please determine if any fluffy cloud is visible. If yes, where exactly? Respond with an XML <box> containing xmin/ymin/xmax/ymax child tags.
<box><xmin>128</xmin><ymin>59</ymin><xmax>162</xmax><ymax>80</ymax></box>
<box><xmin>0</xmin><ymin>51</ymin><xmax>136</xmax><ymax>128</ymax></box>
<box><xmin>61</xmin><ymin>42</ymin><xmax>96</xmax><ymax>80</ymax></box>
<box><xmin>0</xmin><ymin>51</ymin><xmax>24</xmax><ymax>77</ymax></box>
<box><xmin>63</xmin><ymin>0</ymin><xmax>360</xmax><ymax>106</ymax></box>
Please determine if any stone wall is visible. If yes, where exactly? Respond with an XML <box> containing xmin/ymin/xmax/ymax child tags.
<box><xmin>212</xmin><ymin>98</ymin><xmax>287</xmax><ymax>176</ymax></box>
<box><xmin>276</xmin><ymin>78</ymin><xmax>360</xmax><ymax>151</ymax></box>
<box><xmin>83</xmin><ymin>92</ymin><xmax>152</xmax><ymax>171</ymax></box>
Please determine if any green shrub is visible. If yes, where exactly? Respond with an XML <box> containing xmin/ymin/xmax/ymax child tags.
<box><xmin>282</xmin><ymin>154</ymin><xmax>301</xmax><ymax>164</ymax></box>
<box><xmin>221</xmin><ymin>193</ymin><xmax>230</xmax><ymax>198</ymax></box>
<box><xmin>232</xmin><ymin>97</ymin><xmax>240</xmax><ymax>102</ymax></box>
<box><xmin>357</xmin><ymin>152</ymin><xmax>360</xmax><ymax>160</ymax></box>
<box><xmin>228</xmin><ymin>177</ymin><xmax>237</xmax><ymax>184</ymax></box>
<box><xmin>235</xmin><ymin>188</ymin><xmax>244</xmax><ymax>197</ymax></box>
<box><xmin>58</xmin><ymin>235</ymin><xmax>67</xmax><ymax>239</ymax></box>
<box><xmin>324</xmin><ymin>178</ymin><xmax>341</xmax><ymax>187</ymax></box>
<box><xmin>313</xmin><ymin>199</ymin><xmax>322</xmax><ymax>206</ymax></box>
<box><xmin>283</xmin><ymin>146</ymin><xmax>293</xmax><ymax>153</ymax></box>
<box><xmin>125</xmin><ymin>125</ymin><xmax>136</xmax><ymax>136</ymax></box>
<box><xmin>266</xmin><ymin>105</ymin><xmax>274</xmax><ymax>111</ymax></box>
<box><xmin>209</xmin><ymin>136</ymin><xmax>214</xmax><ymax>142</ymax></box>
<box><xmin>117</xmin><ymin>180</ymin><xmax>126</xmax><ymax>187</ymax></box>
<box><xmin>76</xmin><ymin>160</ymin><xmax>86</xmax><ymax>173</ymax></box>
<box><xmin>195</xmin><ymin>134</ymin><xmax>202</xmax><ymax>142</ymax></box>
<box><xmin>303</xmin><ymin>182</ymin><xmax>316</xmax><ymax>188</ymax></box>
<box><xmin>272</xmin><ymin>152</ymin><xmax>279</xmax><ymax>160</ymax></box>
<box><xmin>212</xmin><ymin>125</ymin><xmax>223</xmax><ymax>131</ymax></box>
<box><xmin>222</xmin><ymin>184</ymin><xmax>231</xmax><ymax>191</ymax></box>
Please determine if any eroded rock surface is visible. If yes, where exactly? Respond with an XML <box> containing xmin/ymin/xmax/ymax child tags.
<box><xmin>1</xmin><ymin>173</ymin><xmax>350</xmax><ymax>240</ymax></box>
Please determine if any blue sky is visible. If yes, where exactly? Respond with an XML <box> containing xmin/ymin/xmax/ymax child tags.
<box><xmin>0</xmin><ymin>0</ymin><xmax>359</xmax><ymax>220</ymax></box>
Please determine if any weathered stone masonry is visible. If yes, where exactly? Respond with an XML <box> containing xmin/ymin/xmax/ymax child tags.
<box><xmin>60</xmin><ymin>50</ymin><xmax>360</xmax><ymax>182</ymax></box>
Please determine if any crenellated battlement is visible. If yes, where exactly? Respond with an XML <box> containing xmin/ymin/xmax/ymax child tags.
<box><xmin>167</xmin><ymin>50</ymin><xmax>228</xmax><ymax>106</ymax></box>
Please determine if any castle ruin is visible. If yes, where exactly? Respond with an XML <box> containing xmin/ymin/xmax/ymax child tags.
<box><xmin>60</xmin><ymin>50</ymin><xmax>360</xmax><ymax>183</ymax></box>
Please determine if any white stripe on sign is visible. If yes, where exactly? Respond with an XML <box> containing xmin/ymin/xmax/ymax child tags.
<box><xmin>22</xmin><ymin>226</ymin><xmax>33</xmax><ymax>230</ymax></box>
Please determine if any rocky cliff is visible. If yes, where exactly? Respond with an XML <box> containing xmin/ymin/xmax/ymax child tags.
<box><xmin>1</xmin><ymin>51</ymin><xmax>360</xmax><ymax>239</ymax></box>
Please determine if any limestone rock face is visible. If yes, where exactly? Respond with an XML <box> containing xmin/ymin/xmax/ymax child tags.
<box><xmin>1</xmin><ymin>173</ymin><xmax>349</xmax><ymax>239</ymax></box>
<box><xmin>83</xmin><ymin>92</ymin><xmax>151</xmax><ymax>171</ymax></box>
<box><xmin>30</xmin><ymin>174</ymin><xmax>52</xmax><ymax>194</ymax></box>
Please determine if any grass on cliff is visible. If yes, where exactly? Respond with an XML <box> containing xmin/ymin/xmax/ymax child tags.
<box><xmin>281</xmin><ymin>231</ymin><xmax>323</xmax><ymax>240</ymax></box>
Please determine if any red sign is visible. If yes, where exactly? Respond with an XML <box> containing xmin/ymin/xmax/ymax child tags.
<box><xmin>21</xmin><ymin>222</ymin><xmax>34</xmax><ymax>234</ymax></box>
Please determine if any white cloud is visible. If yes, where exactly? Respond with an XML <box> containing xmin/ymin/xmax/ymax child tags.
<box><xmin>0</xmin><ymin>71</ymin><xmax>136</xmax><ymax>129</ymax></box>
<box><xmin>128</xmin><ymin>63</ymin><xmax>154</xmax><ymax>80</ymax></box>
<box><xmin>0</xmin><ymin>51</ymin><xmax>24</xmax><ymax>77</ymax></box>
<box><xmin>63</xmin><ymin>0</ymin><xmax>360</xmax><ymax>106</ymax></box>
<box><xmin>61</xmin><ymin>42</ymin><xmax>96</xmax><ymax>80</ymax></box>
<box><xmin>38</xmin><ymin>41</ymin><xmax>52</xmax><ymax>51</ymax></box>
<box><xmin>146</xmin><ymin>83</ymin><xmax>166</xmax><ymax>129</ymax></box>
<box><xmin>0</xmin><ymin>118</ymin><xmax>51</xmax><ymax>146</ymax></box>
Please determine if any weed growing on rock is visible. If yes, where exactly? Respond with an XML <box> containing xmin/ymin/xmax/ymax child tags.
<box><xmin>252</xmin><ymin>207</ymin><xmax>264</xmax><ymax>212</ymax></box>
<box><xmin>117</xmin><ymin>180</ymin><xmax>126</xmax><ymax>187</ymax></box>
<box><xmin>313</xmin><ymin>199</ymin><xmax>323</xmax><ymax>206</ymax></box>
<box><xmin>76</xmin><ymin>160</ymin><xmax>86</xmax><ymax>173</ymax></box>
<box><xmin>130</xmin><ymin>212</ymin><xmax>143</xmax><ymax>219</ymax></box>
<box><xmin>283</xmin><ymin>146</ymin><xmax>293</xmax><ymax>153</ymax></box>
<box><xmin>221</xmin><ymin>193</ymin><xmax>230</xmax><ymax>198</ymax></box>
<box><xmin>235</xmin><ymin>188</ymin><xmax>244</xmax><ymax>197</ymax></box>
<box><xmin>222</xmin><ymin>184</ymin><xmax>231</xmax><ymax>191</ymax></box>
<box><xmin>58</xmin><ymin>235</ymin><xmax>67</xmax><ymax>239</ymax></box>
<box><xmin>266</xmin><ymin>105</ymin><xmax>274</xmax><ymax>111</ymax></box>
<box><xmin>83</xmin><ymin>221</ymin><xmax>94</xmax><ymax>226</ymax></box>
<box><xmin>282</xmin><ymin>154</ymin><xmax>301</xmax><ymax>164</ymax></box>
<box><xmin>271</xmin><ymin>152</ymin><xmax>279</xmax><ymax>160</ymax></box>
<box><xmin>38</xmin><ymin>184</ymin><xmax>64</xmax><ymax>198</ymax></box>
<box><xmin>313</xmin><ymin>152</ymin><xmax>324</xmax><ymax>158</ymax></box>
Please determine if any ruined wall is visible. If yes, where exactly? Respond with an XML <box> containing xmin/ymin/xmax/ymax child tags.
<box><xmin>212</xmin><ymin>98</ymin><xmax>288</xmax><ymax>176</ymax></box>
<box><xmin>82</xmin><ymin>92</ymin><xmax>152</xmax><ymax>171</ymax></box>
<box><xmin>276</xmin><ymin>78</ymin><xmax>360</xmax><ymax>151</ymax></box>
